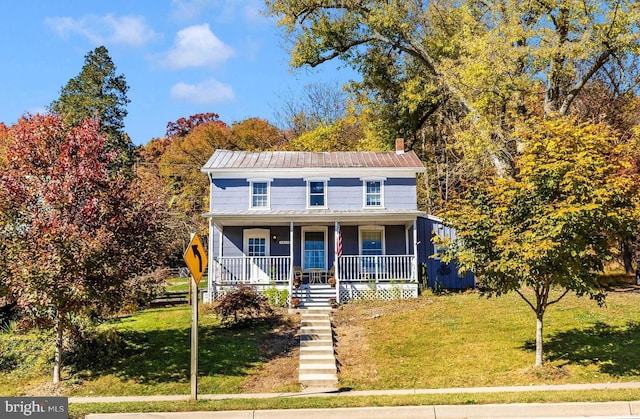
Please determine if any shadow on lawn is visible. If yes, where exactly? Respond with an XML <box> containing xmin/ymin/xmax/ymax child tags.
<box><xmin>524</xmin><ymin>321</ymin><xmax>640</xmax><ymax>377</ymax></box>
<box><xmin>80</xmin><ymin>316</ymin><xmax>296</xmax><ymax>385</ymax></box>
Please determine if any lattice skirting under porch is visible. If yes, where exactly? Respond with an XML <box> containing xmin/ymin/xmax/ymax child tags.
<box><xmin>202</xmin><ymin>282</ymin><xmax>418</xmax><ymax>303</ymax></box>
<box><xmin>339</xmin><ymin>283</ymin><xmax>418</xmax><ymax>301</ymax></box>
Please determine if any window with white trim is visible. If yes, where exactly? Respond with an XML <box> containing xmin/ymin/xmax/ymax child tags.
<box><xmin>365</xmin><ymin>180</ymin><xmax>382</xmax><ymax>207</ymax></box>
<box><xmin>306</xmin><ymin>179</ymin><xmax>328</xmax><ymax>208</ymax></box>
<box><xmin>361</xmin><ymin>177</ymin><xmax>385</xmax><ymax>208</ymax></box>
<box><xmin>249</xmin><ymin>179</ymin><xmax>271</xmax><ymax>209</ymax></box>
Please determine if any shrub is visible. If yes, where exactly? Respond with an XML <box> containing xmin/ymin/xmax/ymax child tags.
<box><xmin>213</xmin><ymin>285</ymin><xmax>274</xmax><ymax>327</ymax></box>
<box><xmin>64</xmin><ymin>315</ymin><xmax>126</xmax><ymax>373</ymax></box>
<box><xmin>118</xmin><ymin>268</ymin><xmax>169</xmax><ymax>313</ymax></box>
<box><xmin>263</xmin><ymin>284</ymin><xmax>289</xmax><ymax>307</ymax></box>
<box><xmin>0</xmin><ymin>327</ymin><xmax>54</xmax><ymax>377</ymax></box>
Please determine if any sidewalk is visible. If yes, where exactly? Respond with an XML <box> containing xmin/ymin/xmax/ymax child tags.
<box><xmin>70</xmin><ymin>381</ymin><xmax>640</xmax><ymax>404</ymax></box>
<box><xmin>75</xmin><ymin>382</ymin><xmax>640</xmax><ymax>418</ymax></box>
<box><xmin>86</xmin><ymin>402</ymin><xmax>640</xmax><ymax>419</ymax></box>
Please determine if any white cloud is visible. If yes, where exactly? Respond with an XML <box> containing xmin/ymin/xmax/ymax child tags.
<box><xmin>170</xmin><ymin>79</ymin><xmax>235</xmax><ymax>104</ymax></box>
<box><xmin>164</xmin><ymin>24</ymin><xmax>235</xmax><ymax>69</ymax></box>
<box><xmin>45</xmin><ymin>14</ymin><xmax>159</xmax><ymax>47</ymax></box>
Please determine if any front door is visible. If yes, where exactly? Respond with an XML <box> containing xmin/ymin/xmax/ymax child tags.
<box><xmin>302</xmin><ymin>227</ymin><xmax>327</xmax><ymax>271</ymax></box>
<box><xmin>243</xmin><ymin>229</ymin><xmax>270</xmax><ymax>283</ymax></box>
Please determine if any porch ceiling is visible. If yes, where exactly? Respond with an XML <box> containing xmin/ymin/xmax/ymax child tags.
<box><xmin>203</xmin><ymin>209</ymin><xmax>425</xmax><ymax>227</ymax></box>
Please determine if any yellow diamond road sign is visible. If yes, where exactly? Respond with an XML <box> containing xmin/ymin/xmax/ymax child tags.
<box><xmin>184</xmin><ymin>233</ymin><xmax>208</xmax><ymax>284</ymax></box>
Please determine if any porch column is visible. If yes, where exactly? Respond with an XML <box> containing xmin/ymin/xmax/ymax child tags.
<box><xmin>412</xmin><ymin>219</ymin><xmax>418</xmax><ymax>282</ymax></box>
<box><xmin>208</xmin><ymin>218</ymin><xmax>215</xmax><ymax>302</ymax></box>
<box><xmin>217</xmin><ymin>225</ymin><xmax>223</xmax><ymax>294</ymax></box>
<box><xmin>335</xmin><ymin>221</ymin><xmax>341</xmax><ymax>303</ymax></box>
<box><xmin>289</xmin><ymin>222</ymin><xmax>294</xmax><ymax>298</ymax></box>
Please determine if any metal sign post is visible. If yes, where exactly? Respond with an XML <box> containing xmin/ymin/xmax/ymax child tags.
<box><xmin>190</xmin><ymin>274</ymin><xmax>198</xmax><ymax>401</ymax></box>
<box><xmin>183</xmin><ymin>233</ymin><xmax>208</xmax><ymax>402</ymax></box>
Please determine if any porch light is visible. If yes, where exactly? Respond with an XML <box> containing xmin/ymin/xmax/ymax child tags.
<box><xmin>272</xmin><ymin>234</ymin><xmax>277</xmax><ymax>243</ymax></box>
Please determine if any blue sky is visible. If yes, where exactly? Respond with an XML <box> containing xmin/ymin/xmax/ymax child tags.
<box><xmin>0</xmin><ymin>0</ymin><xmax>357</xmax><ymax>145</ymax></box>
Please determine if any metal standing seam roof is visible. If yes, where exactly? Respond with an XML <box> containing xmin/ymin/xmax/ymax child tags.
<box><xmin>202</xmin><ymin>150</ymin><xmax>425</xmax><ymax>171</ymax></box>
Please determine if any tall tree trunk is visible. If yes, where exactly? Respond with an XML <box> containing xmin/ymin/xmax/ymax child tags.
<box><xmin>53</xmin><ymin>309</ymin><xmax>63</xmax><ymax>383</ymax></box>
<box><xmin>535</xmin><ymin>311</ymin><xmax>544</xmax><ymax>367</ymax></box>
<box><xmin>622</xmin><ymin>240</ymin><xmax>633</xmax><ymax>274</ymax></box>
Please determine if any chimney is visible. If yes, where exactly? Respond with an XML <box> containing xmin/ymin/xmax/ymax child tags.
<box><xmin>395</xmin><ymin>138</ymin><xmax>405</xmax><ymax>154</ymax></box>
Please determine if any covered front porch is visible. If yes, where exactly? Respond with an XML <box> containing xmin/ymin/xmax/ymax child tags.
<box><xmin>204</xmin><ymin>211</ymin><xmax>423</xmax><ymax>306</ymax></box>
<box><xmin>207</xmin><ymin>254</ymin><xmax>418</xmax><ymax>306</ymax></box>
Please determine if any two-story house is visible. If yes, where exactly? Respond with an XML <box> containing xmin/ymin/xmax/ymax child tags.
<box><xmin>201</xmin><ymin>142</ymin><xmax>473</xmax><ymax>308</ymax></box>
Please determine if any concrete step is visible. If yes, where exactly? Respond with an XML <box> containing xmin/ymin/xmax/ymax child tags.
<box><xmin>300</xmin><ymin>363</ymin><xmax>336</xmax><ymax>374</ymax></box>
<box><xmin>298</xmin><ymin>373</ymin><xmax>338</xmax><ymax>387</ymax></box>
<box><xmin>302</xmin><ymin>316</ymin><xmax>331</xmax><ymax>323</ymax></box>
<box><xmin>299</xmin><ymin>310</ymin><xmax>337</xmax><ymax>389</ymax></box>
<box><xmin>300</xmin><ymin>347</ymin><xmax>334</xmax><ymax>357</ymax></box>
<box><xmin>300</xmin><ymin>355</ymin><xmax>336</xmax><ymax>363</ymax></box>
<box><xmin>301</xmin><ymin>320</ymin><xmax>331</xmax><ymax>327</ymax></box>
<box><xmin>300</xmin><ymin>339</ymin><xmax>333</xmax><ymax>347</ymax></box>
<box><xmin>300</xmin><ymin>326</ymin><xmax>331</xmax><ymax>334</ymax></box>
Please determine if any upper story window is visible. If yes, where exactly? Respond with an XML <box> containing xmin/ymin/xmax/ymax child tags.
<box><xmin>249</xmin><ymin>179</ymin><xmax>271</xmax><ymax>209</ymax></box>
<box><xmin>306</xmin><ymin>178</ymin><xmax>328</xmax><ymax>208</ymax></box>
<box><xmin>362</xmin><ymin>177</ymin><xmax>385</xmax><ymax>207</ymax></box>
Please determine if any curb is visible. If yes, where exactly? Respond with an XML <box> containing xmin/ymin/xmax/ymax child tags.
<box><xmin>85</xmin><ymin>401</ymin><xmax>640</xmax><ymax>419</ymax></box>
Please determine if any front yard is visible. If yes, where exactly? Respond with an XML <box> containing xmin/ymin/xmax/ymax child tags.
<box><xmin>2</xmin><ymin>283</ymin><xmax>640</xmax><ymax>401</ymax></box>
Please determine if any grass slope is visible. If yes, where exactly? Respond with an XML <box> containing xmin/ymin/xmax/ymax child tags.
<box><xmin>3</xmin><ymin>286</ymin><xmax>640</xmax><ymax>406</ymax></box>
<box><xmin>334</xmin><ymin>289</ymin><xmax>640</xmax><ymax>390</ymax></box>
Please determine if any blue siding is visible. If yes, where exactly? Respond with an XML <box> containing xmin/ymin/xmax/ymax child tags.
<box><xmin>210</xmin><ymin>176</ymin><xmax>418</xmax><ymax>211</ymax></box>
<box><xmin>329</xmin><ymin>178</ymin><xmax>363</xmax><ymax>210</ymax></box>
<box><xmin>416</xmin><ymin>216</ymin><xmax>475</xmax><ymax>289</ymax></box>
<box><xmin>222</xmin><ymin>227</ymin><xmax>243</xmax><ymax>257</ymax></box>
<box><xmin>271</xmin><ymin>179</ymin><xmax>305</xmax><ymax>210</ymax></box>
<box><xmin>385</xmin><ymin>225</ymin><xmax>407</xmax><ymax>255</ymax></box>
<box><xmin>385</xmin><ymin>178</ymin><xmax>418</xmax><ymax>210</ymax></box>
<box><xmin>212</xmin><ymin>179</ymin><xmax>249</xmax><ymax>210</ymax></box>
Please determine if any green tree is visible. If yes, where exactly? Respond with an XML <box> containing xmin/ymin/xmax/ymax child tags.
<box><xmin>285</xmin><ymin>117</ymin><xmax>364</xmax><ymax>151</ymax></box>
<box><xmin>443</xmin><ymin>116</ymin><xmax>640</xmax><ymax>367</ymax></box>
<box><xmin>50</xmin><ymin>46</ymin><xmax>134</xmax><ymax>171</ymax></box>
<box><xmin>266</xmin><ymin>0</ymin><xmax>640</xmax><ymax>170</ymax></box>
<box><xmin>0</xmin><ymin>114</ymin><xmax>166</xmax><ymax>383</ymax></box>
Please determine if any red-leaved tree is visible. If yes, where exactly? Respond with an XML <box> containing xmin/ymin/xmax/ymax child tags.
<box><xmin>0</xmin><ymin>114</ymin><xmax>166</xmax><ymax>383</ymax></box>
<box><xmin>165</xmin><ymin>112</ymin><xmax>226</xmax><ymax>138</ymax></box>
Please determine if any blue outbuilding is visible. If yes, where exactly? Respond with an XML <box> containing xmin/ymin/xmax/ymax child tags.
<box><xmin>417</xmin><ymin>214</ymin><xmax>475</xmax><ymax>290</ymax></box>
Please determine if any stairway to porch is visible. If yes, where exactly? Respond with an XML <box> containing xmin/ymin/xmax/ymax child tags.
<box><xmin>298</xmin><ymin>308</ymin><xmax>338</xmax><ymax>389</ymax></box>
<box><xmin>292</xmin><ymin>284</ymin><xmax>337</xmax><ymax>309</ymax></box>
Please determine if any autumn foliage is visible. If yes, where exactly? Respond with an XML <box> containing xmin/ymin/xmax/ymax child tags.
<box><xmin>0</xmin><ymin>114</ymin><xmax>167</xmax><ymax>382</ymax></box>
<box><xmin>443</xmin><ymin>116</ymin><xmax>640</xmax><ymax>366</ymax></box>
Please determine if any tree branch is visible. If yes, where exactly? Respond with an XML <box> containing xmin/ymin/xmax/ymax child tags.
<box><xmin>546</xmin><ymin>288</ymin><xmax>570</xmax><ymax>306</ymax></box>
<box><xmin>558</xmin><ymin>48</ymin><xmax>614</xmax><ymax>115</ymax></box>
<box><xmin>368</xmin><ymin>31</ymin><xmax>476</xmax><ymax>116</ymax></box>
<box><xmin>515</xmin><ymin>288</ymin><xmax>536</xmax><ymax>313</ymax></box>
<box><xmin>306</xmin><ymin>37</ymin><xmax>373</xmax><ymax>68</ymax></box>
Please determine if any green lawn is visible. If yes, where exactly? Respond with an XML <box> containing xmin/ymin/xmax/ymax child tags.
<box><xmin>334</xmin><ymin>288</ymin><xmax>640</xmax><ymax>390</ymax></box>
<box><xmin>164</xmin><ymin>276</ymin><xmax>208</xmax><ymax>292</ymax></box>
<box><xmin>4</xmin><ymin>285</ymin><xmax>640</xmax><ymax>416</ymax></box>
<box><xmin>0</xmin><ymin>305</ymin><xmax>291</xmax><ymax>397</ymax></box>
<box><xmin>69</xmin><ymin>306</ymin><xmax>275</xmax><ymax>396</ymax></box>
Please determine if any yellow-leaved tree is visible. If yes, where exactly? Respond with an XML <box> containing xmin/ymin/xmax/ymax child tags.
<box><xmin>443</xmin><ymin>116</ymin><xmax>640</xmax><ymax>367</ymax></box>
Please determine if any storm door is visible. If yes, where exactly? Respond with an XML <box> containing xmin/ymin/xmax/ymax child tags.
<box><xmin>243</xmin><ymin>229</ymin><xmax>270</xmax><ymax>283</ymax></box>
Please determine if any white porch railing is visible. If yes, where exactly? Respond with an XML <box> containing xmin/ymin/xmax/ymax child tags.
<box><xmin>213</xmin><ymin>256</ymin><xmax>291</xmax><ymax>284</ymax></box>
<box><xmin>211</xmin><ymin>255</ymin><xmax>415</xmax><ymax>284</ymax></box>
<box><xmin>207</xmin><ymin>255</ymin><xmax>418</xmax><ymax>303</ymax></box>
<box><xmin>338</xmin><ymin>255</ymin><xmax>415</xmax><ymax>282</ymax></box>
